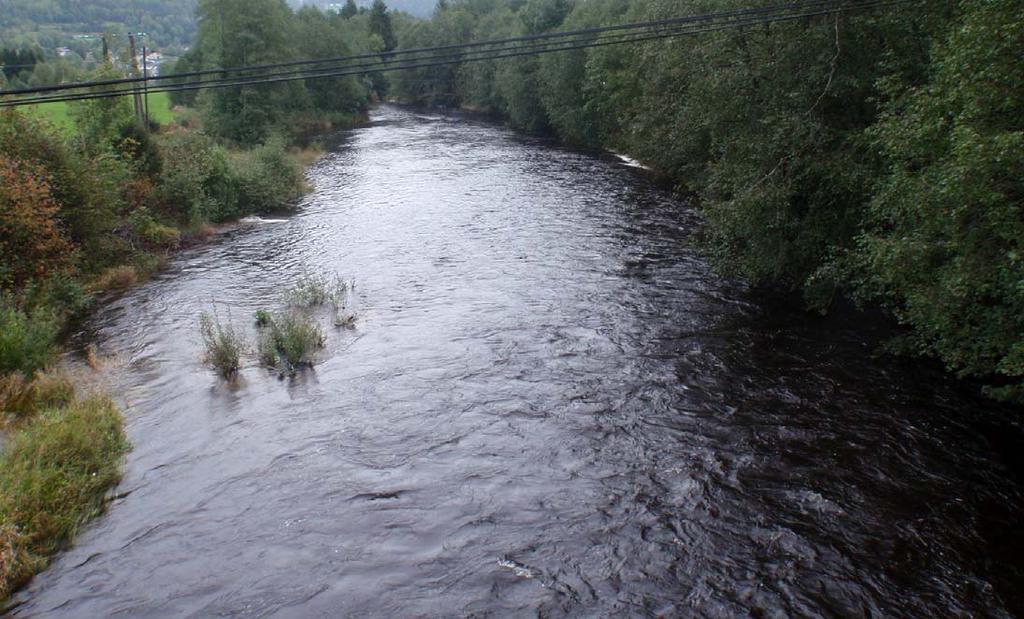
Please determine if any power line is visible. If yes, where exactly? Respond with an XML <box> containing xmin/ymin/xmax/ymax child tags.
<box><xmin>0</xmin><ymin>0</ymin><xmax>907</xmax><ymax>108</ymax></box>
<box><xmin>0</xmin><ymin>0</ymin><xmax>860</xmax><ymax>98</ymax></box>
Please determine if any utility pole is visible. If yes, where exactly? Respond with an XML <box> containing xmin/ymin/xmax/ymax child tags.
<box><xmin>128</xmin><ymin>34</ymin><xmax>145</xmax><ymax>127</ymax></box>
<box><xmin>102</xmin><ymin>35</ymin><xmax>110</xmax><ymax>64</ymax></box>
<box><xmin>141</xmin><ymin>44</ymin><xmax>150</xmax><ymax>126</ymax></box>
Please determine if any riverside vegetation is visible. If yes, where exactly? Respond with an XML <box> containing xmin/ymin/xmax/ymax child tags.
<box><xmin>2</xmin><ymin>0</ymin><xmax>1020</xmax><ymax>605</ymax></box>
<box><xmin>0</xmin><ymin>0</ymin><xmax>388</xmax><ymax>601</ymax></box>
<box><xmin>391</xmin><ymin>0</ymin><xmax>1024</xmax><ymax>403</ymax></box>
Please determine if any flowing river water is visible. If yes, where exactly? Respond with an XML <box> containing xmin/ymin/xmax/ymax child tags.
<box><xmin>8</xmin><ymin>105</ymin><xmax>1024</xmax><ymax>617</ymax></box>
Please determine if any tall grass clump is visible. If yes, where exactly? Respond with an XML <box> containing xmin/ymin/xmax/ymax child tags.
<box><xmin>256</xmin><ymin>311</ymin><xmax>324</xmax><ymax>374</ymax></box>
<box><xmin>0</xmin><ymin>297</ymin><xmax>60</xmax><ymax>377</ymax></box>
<box><xmin>287</xmin><ymin>272</ymin><xmax>353</xmax><ymax>311</ymax></box>
<box><xmin>0</xmin><ymin>395</ymin><xmax>129</xmax><ymax>599</ymax></box>
<box><xmin>329</xmin><ymin>278</ymin><xmax>357</xmax><ymax>328</ymax></box>
<box><xmin>0</xmin><ymin>370</ymin><xmax>75</xmax><ymax>422</ymax></box>
<box><xmin>286</xmin><ymin>272</ymin><xmax>332</xmax><ymax>307</ymax></box>
<box><xmin>198</xmin><ymin>311</ymin><xmax>245</xmax><ymax>379</ymax></box>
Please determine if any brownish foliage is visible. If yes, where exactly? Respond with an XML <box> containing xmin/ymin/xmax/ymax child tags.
<box><xmin>0</xmin><ymin>156</ymin><xmax>76</xmax><ymax>288</ymax></box>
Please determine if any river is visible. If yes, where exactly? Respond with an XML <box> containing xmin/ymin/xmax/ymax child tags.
<box><xmin>8</xmin><ymin>105</ymin><xmax>1024</xmax><ymax>617</ymax></box>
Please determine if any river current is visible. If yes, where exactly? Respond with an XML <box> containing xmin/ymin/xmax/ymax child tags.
<box><xmin>8</xmin><ymin>105</ymin><xmax>1023</xmax><ymax>617</ymax></box>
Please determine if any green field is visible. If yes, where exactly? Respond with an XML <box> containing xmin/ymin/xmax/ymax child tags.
<box><xmin>26</xmin><ymin>92</ymin><xmax>177</xmax><ymax>134</ymax></box>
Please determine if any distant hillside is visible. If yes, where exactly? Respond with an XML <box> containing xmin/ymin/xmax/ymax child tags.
<box><xmin>369</xmin><ymin>0</ymin><xmax>437</xmax><ymax>18</ymax></box>
<box><xmin>290</xmin><ymin>0</ymin><xmax>437</xmax><ymax>18</ymax></box>
<box><xmin>1</xmin><ymin>0</ymin><xmax>197</xmax><ymax>51</ymax></box>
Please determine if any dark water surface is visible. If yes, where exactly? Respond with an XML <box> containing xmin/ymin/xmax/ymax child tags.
<box><xmin>9</xmin><ymin>106</ymin><xmax>1024</xmax><ymax>618</ymax></box>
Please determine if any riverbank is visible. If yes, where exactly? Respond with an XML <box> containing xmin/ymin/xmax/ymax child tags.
<box><xmin>0</xmin><ymin>107</ymin><xmax>338</xmax><ymax>605</ymax></box>
<box><xmin>9</xmin><ymin>105</ymin><xmax>1020</xmax><ymax>617</ymax></box>
<box><xmin>0</xmin><ymin>374</ymin><xmax>129</xmax><ymax>603</ymax></box>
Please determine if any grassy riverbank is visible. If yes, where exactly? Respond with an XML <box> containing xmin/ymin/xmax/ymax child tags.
<box><xmin>0</xmin><ymin>99</ymin><xmax>336</xmax><ymax>603</ymax></box>
<box><xmin>0</xmin><ymin>375</ymin><xmax>129</xmax><ymax>601</ymax></box>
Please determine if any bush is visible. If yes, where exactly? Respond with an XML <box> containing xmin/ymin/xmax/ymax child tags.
<box><xmin>21</xmin><ymin>275</ymin><xmax>93</xmax><ymax>321</ymax></box>
<box><xmin>851</xmin><ymin>0</ymin><xmax>1024</xmax><ymax>400</ymax></box>
<box><xmin>129</xmin><ymin>210</ymin><xmax>181</xmax><ymax>250</ymax></box>
<box><xmin>0</xmin><ymin>109</ymin><xmax>128</xmax><ymax>270</ymax></box>
<box><xmin>0</xmin><ymin>298</ymin><xmax>60</xmax><ymax>377</ymax></box>
<box><xmin>156</xmin><ymin>130</ymin><xmax>241</xmax><ymax>224</ymax></box>
<box><xmin>198</xmin><ymin>311</ymin><xmax>245</xmax><ymax>379</ymax></box>
<box><xmin>0</xmin><ymin>156</ymin><xmax>77</xmax><ymax>289</ymax></box>
<box><xmin>232</xmin><ymin>136</ymin><xmax>306</xmax><ymax>214</ymax></box>
<box><xmin>257</xmin><ymin>311</ymin><xmax>324</xmax><ymax>374</ymax></box>
<box><xmin>0</xmin><ymin>396</ymin><xmax>128</xmax><ymax>599</ymax></box>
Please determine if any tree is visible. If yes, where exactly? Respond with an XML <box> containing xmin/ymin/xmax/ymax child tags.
<box><xmin>369</xmin><ymin>0</ymin><xmax>397</xmax><ymax>51</ymax></box>
<box><xmin>194</xmin><ymin>0</ymin><xmax>309</xmax><ymax>142</ymax></box>
<box><xmin>853</xmin><ymin>0</ymin><xmax>1024</xmax><ymax>400</ymax></box>
<box><xmin>341</xmin><ymin>0</ymin><xmax>358</xmax><ymax>18</ymax></box>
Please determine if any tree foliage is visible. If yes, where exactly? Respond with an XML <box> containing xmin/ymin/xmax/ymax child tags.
<box><xmin>391</xmin><ymin>0</ymin><xmax>1024</xmax><ymax>400</ymax></box>
<box><xmin>175</xmin><ymin>0</ymin><xmax>376</xmax><ymax>141</ymax></box>
<box><xmin>0</xmin><ymin>157</ymin><xmax>76</xmax><ymax>288</ymax></box>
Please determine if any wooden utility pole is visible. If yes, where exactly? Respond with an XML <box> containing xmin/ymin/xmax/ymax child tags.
<box><xmin>128</xmin><ymin>34</ymin><xmax>145</xmax><ymax>126</ymax></box>
<box><xmin>141</xmin><ymin>45</ymin><xmax>150</xmax><ymax>126</ymax></box>
<box><xmin>102</xmin><ymin>35</ymin><xmax>110</xmax><ymax>63</ymax></box>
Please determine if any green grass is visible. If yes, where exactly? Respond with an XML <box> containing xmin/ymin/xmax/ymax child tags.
<box><xmin>0</xmin><ymin>394</ymin><xmax>128</xmax><ymax>600</ymax></box>
<box><xmin>25</xmin><ymin>92</ymin><xmax>177</xmax><ymax>134</ymax></box>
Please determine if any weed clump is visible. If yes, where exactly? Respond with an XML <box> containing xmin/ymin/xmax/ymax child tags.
<box><xmin>256</xmin><ymin>311</ymin><xmax>324</xmax><ymax>374</ymax></box>
<box><xmin>286</xmin><ymin>273</ymin><xmax>332</xmax><ymax>307</ymax></box>
<box><xmin>90</xmin><ymin>265</ymin><xmax>139</xmax><ymax>292</ymax></box>
<box><xmin>198</xmin><ymin>311</ymin><xmax>245</xmax><ymax>379</ymax></box>
<box><xmin>287</xmin><ymin>272</ymin><xmax>352</xmax><ymax>310</ymax></box>
<box><xmin>254</xmin><ymin>309</ymin><xmax>272</xmax><ymax>327</ymax></box>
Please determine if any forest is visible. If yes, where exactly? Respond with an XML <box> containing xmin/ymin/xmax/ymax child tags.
<box><xmin>1</xmin><ymin>0</ymin><xmax>198</xmax><ymax>51</ymax></box>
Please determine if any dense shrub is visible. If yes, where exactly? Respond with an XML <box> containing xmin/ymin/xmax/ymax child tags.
<box><xmin>0</xmin><ymin>156</ymin><xmax>76</xmax><ymax>288</ymax></box>
<box><xmin>0</xmin><ymin>298</ymin><xmax>60</xmax><ymax>377</ymax></box>
<box><xmin>851</xmin><ymin>0</ymin><xmax>1024</xmax><ymax>400</ymax></box>
<box><xmin>156</xmin><ymin>130</ymin><xmax>241</xmax><ymax>224</ymax></box>
<box><xmin>0</xmin><ymin>109</ymin><xmax>127</xmax><ymax>265</ymax></box>
<box><xmin>233</xmin><ymin>136</ymin><xmax>306</xmax><ymax>213</ymax></box>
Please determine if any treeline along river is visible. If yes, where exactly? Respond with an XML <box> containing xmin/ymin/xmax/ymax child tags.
<box><xmin>7</xmin><ymin>106</ymin><xmax>1024</xmax><ymax>617</ymax></box>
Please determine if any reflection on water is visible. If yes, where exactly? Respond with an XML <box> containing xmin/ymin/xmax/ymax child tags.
<box><xmin>8</xmin><ymin>105</ymin><xmax>1023</xmax><ymax>618</ymax></box>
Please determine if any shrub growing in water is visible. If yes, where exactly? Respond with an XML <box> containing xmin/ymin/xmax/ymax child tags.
<box><xmin>198</xmin><ymin>311</ymin><xmax>245</xmax><ymax>379</ymax></box>
<box><xmin>256</xmin><ymin>311</ymin><xmax>324</xmax><ymax>374</ymax></box>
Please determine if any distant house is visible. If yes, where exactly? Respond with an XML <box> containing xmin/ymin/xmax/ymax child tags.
<box><xmin>56</xmin><ymin>47</ymin><xmax>72</xmax><ymax>57</ymax></box>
